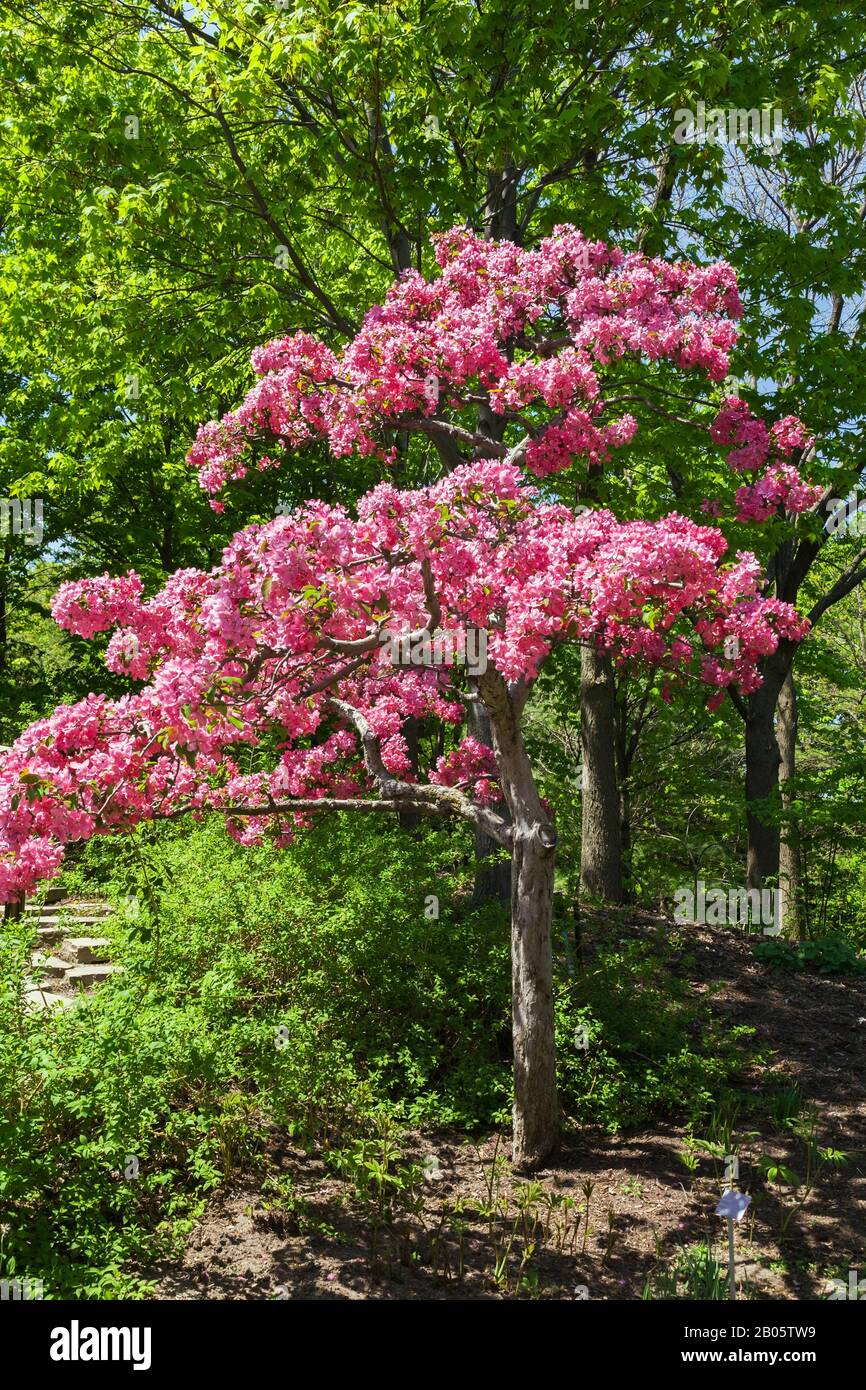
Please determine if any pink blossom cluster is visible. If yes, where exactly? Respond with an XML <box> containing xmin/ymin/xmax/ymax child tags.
<box><xmin>696</xmin><ymin>592</ymin><xmax>809</xmax><ymax>699</ymax></box>
<box><xmin>525</xmin><ymin>410</ymin><xmax>638</xmax><ymax>479</ymax></box>
<box><xmin>733</xmin><ymin>465</ymin><xmax>825</xmax><ymax>523</ymax></box>
<box><xmin>52</xmin><ymin>573</ymin><xmax>146</xmax><ymax>639</ymax></box>
<box><xmin>0</xmin><ymin>460</ymin><xmax>808</xmax><ymax>900</ymax></box>
<box><xmin>188</xmin><ymin>225</ymin><xmax>742</xmax><ymax>493</ymax></box>
<box><xmin>709</xmin><ymin>396</ymin><xmax>821</xmax><ymax>522</ymax></box>
<box><xmin>430</xmin><ymin>736</ymin><xmax>502</xmax><ymax>804</ymax></box>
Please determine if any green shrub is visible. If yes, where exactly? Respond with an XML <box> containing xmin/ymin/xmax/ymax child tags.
<box><xmin>753</xmin><ymin>933</ymin><xmax>866</xmax><ymax>975</ymax></box>
<box><xmin>553</xmin><ymin>936</ymin><xmax>758</xmax><ymax>1133</ymax></box>
<box><xmin>0</xmin><ymin>816</ymin><xmax>511</xmax><ymax>1297</ymax></box>
<box><xmin>0</xmin><ymin>817</ymin><xmax>762</xmax><ymax>1298</ymax></box>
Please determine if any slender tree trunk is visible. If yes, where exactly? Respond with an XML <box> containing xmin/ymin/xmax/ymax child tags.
<box><xmin>3</xmin><ymin>893</ymin><xmax>23</xmax><ymax>922</ymax></box>
<box><xmin>480</xmin><ymin>149</ymin><xmax>558</xmax><ymax>1162</ymax></box>
<box><xmin>473</xmin><ymin>823</ymin><xmax>511</xmax><ymax>902</ymax></box>
<box><xmin>744</xmin><ymin>654</ymin><xmax>789</xmax><ymax>889</ymax></box>
<box><xmin>470</xmin><ymin>368</ymin><xmax>512</xmax><ymax>904</ymax></box>
<box><xmin>480</xmin><ymin>670</ymin><xmax>560</xmax><ymax>1170</ymax></box>
<box><xmin>580</xmin><ymin>646</ymin><xmax>623</xmax><ymax>902</ymax></box>
<box><xmin>485</xmin><ymin>161</ymin><xmax>519</xmax><ymax>243</ymax></box>
<box><xmin>777</xmin><ymin>669</ymin><xmax>806</xmax><ymax>940</ymax></box>
<box><xmin>745</xmin><ymin>687</ymin><xmax>781</xmax><ymax>889</ymax></box>
<box><xmin>619</xmin><ymin>784</ymin><xmax>632</xmax><ymax>901</ymax></box>
<box><xmin>614</xmin><ymin>680</ymin><xmax>635</xmax><ymax>902</ymax></box>
<box><xmin>510</xmin><ymin>827</ymin><xmax>559</xmax><ymax>1171</ymax></box>
<box><xmin>469</xmin><ymin>696</ymin><xmax>510</xmax><ymax>902</ymax></box>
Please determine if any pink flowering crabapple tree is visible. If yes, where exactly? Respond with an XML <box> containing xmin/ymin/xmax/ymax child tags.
<box><xmin>185</xmin><ymin>223</ymin><xmax>820</xmax><ymax>898</ymax></box>
<box><xmin>0</xmin><ymin>462</ymin><xmax>807</xmax><ymax>1167</ymax></box>
<box><xmin>0</xmin><ymin>225</ymin><xmax>820</xmax><ymax>1167</ymax></box>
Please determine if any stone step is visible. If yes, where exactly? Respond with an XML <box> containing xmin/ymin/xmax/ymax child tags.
<box><xmin>31</xmin><ymin>915</ymin><xmax>112</xmax><ymax>929</ymax></box>
<box><xmin>59</xmin><ymin>937</ymin><xmax>111</xmax><ymax>965</ymax></box>
<box><xmin>36</xmin><ymin>925</ymin><xmax>64</xmax><ymax>945</ymax></box>
<box><xmin>31</xmin><ymin>954</ymin><xmax>70</xmax><ymax>980</ymax></box>
<box><xmin>23</xmin><ymin>986</ymin><xmax>74</xmax><ymax>1011</ymax></box>
<box><xmin>22</xmin><ymin>889</ymin><xmax>69</xmax><ymax>912</ymax></box>
<box><xmin>25</xmin><ymin>900</ymin><xmax>113</xmax><ymax>917</ymax></box>
<box><xmin>65</xmin><ymin>963</ymin><xmax>121</xmax><ymax>989</ymax></box>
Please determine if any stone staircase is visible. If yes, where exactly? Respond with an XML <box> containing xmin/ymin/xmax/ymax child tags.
<box><xmin>24</xmin><ymin>888</ymin><xmax>120</xmax><ymax>1010</ymax></box>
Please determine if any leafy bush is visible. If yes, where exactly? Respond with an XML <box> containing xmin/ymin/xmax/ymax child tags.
<box><xmin>0</xmin><ymin>817</ymin><xmax>762</xmax><ymax>1298</ymax></box>
<box><xmin>753</xmin><ymin>933</ymin><xmax>866</xmax><ymax>975</ymax></box>
<box><xmin>554</xmin><ymin>934</ymin><xmax>758</xmax><ymax>1133</ymax></box>
<box><xmin>0</xmin><ymin>938</ymin><xmax>235</xmax><ymax>1298</ymax></box>
<box><xmin>0</xmin><ymin>816</ymin><xmax>511</xmax><ymax>1297</ymax></box>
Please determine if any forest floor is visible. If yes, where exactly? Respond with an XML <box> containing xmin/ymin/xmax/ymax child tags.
<box><xmin>150</xmin><ymin>917</ymin><xmax>866</xmax><ymax>1301</ymax></box>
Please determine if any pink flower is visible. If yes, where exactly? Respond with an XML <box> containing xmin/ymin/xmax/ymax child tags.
<box><xmin>187</xmin><ymin>226</ymin><xmax>741</xmax><ymax>494</ymax></box>
<box><xmin>0</xmin><ymin>229</ymin><xmax>817</xmax><ymax>900</ymax></box>
<box><xmin>0</xmin><ymin>460</ymin><xmax>809</xmax><ymax>899</ymax></box>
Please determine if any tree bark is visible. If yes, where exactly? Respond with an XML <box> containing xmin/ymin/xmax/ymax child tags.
<box><xmin>485</xmin><ymin>161</ymin><xmax>520</xmax><ymax>244</ymax></box>
<box><xmin>777</xmin><ymin>669</ymin><xmax>806</xmax><ymax>939</ymax></box>
<box><xmin>480</xmin><ymin>670</ymin><xmax>560</xmax><ymax>1170</ymax></box>
<box><xmin>510</xmin><ymin>825</ymin><xmax>559</xmax><ymax>1171</ymax></box>
<box><xmin>744</xmin><ymin>681</ymin><xmax>782</xmax><ymax>890</ymax></box>
<box><xmin>743</xmin><ymin>636</ymin><xmax>801</xmax><ymax>889</ymax></box>
<box><xmin>743</xmin><ymin>643</ymin><xmax>796</xmax><ymax>888</ymax></box>
<box><xmin>470</xmin><ymin>362</ymin><xmax>512</xmax><ymax>904</ymax></box>
<box><xmin>468</xmin><ymin>696</ymin><xmax>510</xmax><ymax>902</ymax></box>
<box><xmin>479</xmin><ymin>183</ymin><xmax>558</xmax><ymax>1165</ymax></box>
<box><xmin>614</xmin><ymin>678</ymin><xmax>637</xmax><ymax>903</ymax></box>
<box><xmin>397</xmin><ymin>715</ymin><xmax>423</xmax><ymax>833</ymax></box>
<box><xmin>580</xmin><ymin>645</ymin><xmax>623</xmax><ymax>902</ymax></box>
<box><xmin>618</xmin><ymin>782</ymin><xmax>632</xmax><ymax>902</ymax></box>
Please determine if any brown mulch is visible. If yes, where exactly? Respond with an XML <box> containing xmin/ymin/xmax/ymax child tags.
<box><xmin>149</xmin><ymin>919</ymin><xmax>866</xmax><ymax>1300</ymax></box>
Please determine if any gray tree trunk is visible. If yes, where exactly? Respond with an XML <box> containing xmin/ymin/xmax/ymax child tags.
<box><xmin>745</xmin><ymin>690</ymin><xmax>781</xmax><ymax>889</ymax></box>
<box><xmin>476</xmin><ymin>197</ymin><xmax>557</xmax><ymax>1165</ymax></box>
<box><xmin>468</xmin><ymin>696</ymin><xmax>510</xmax><ymax>902</ymax></box>
<box><xmin>480</xmin><ymin>671</ymin><xmax>560</xmax><ymax>1171</ymax></box>
<box><xmin>744</xmin><ymin>651</ymin><xmax>790</xmax><ymax>889</ymax></box>
<box><xmin>510</xmin><ymin>826</ymin><xmax>559</xmax><ymax>1171</ymax></box>
<box><xmin>580</xmin><ymin>646</ymin><xmax>623</xmax><ymax>902</ymax></box>
<box><xmin>777</xmin><ymin>669</ymin><xmax>806</xmax><ymax>939</ymax></box>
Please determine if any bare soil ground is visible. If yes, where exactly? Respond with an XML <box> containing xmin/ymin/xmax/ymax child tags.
<box><xmin>150</xmin><ymin>919</ymin><xmax>866</xmax><ymax>1300</ymax></box>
